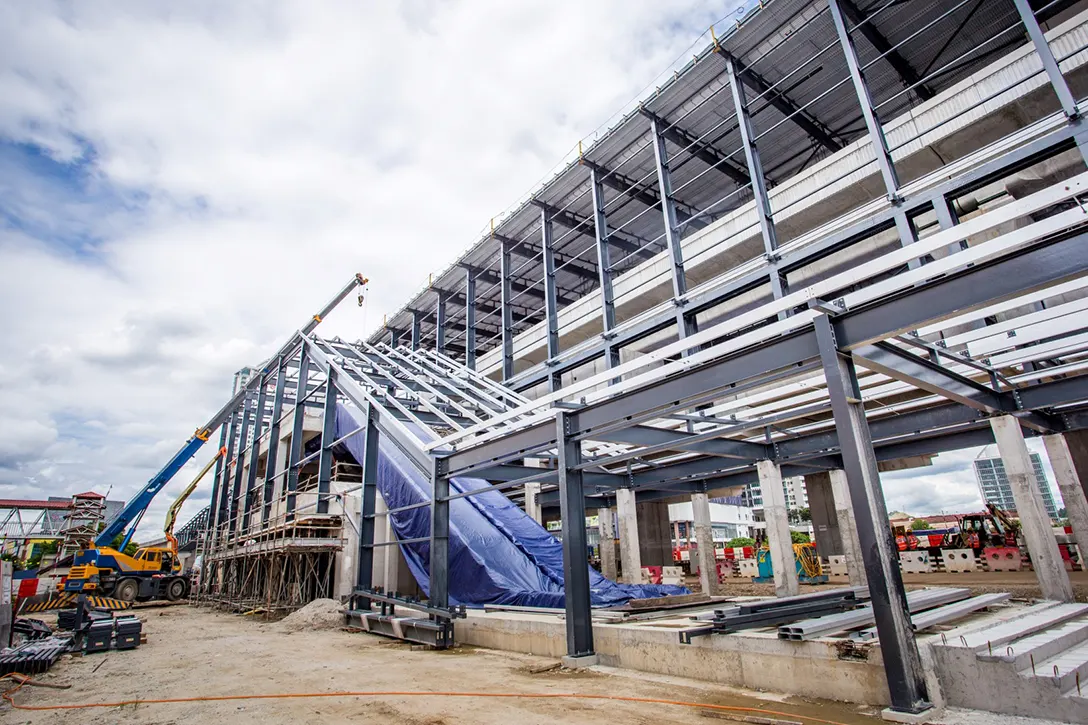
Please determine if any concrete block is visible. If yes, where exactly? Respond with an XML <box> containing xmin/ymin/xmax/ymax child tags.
<box><xmin>899</xmin><ymin>551</ymin><xmax>933</xmax><ymax>574</ymax></box>
<box><xmin>561</xmin><ymin>653</ymin><xmax>598</xmax><ymax>669</ymax></box>
<box><xmin>827</xmin><ymin>555</ymin><xmax>848</xmax><ymax>577</ymax></box>
<box><xmin>981</xmin><ymin>547</ymin><xmax>1022</xmax><ymax>572</ymax></box>
<box><xmin>661</xmin><ymin>566</ymin><xmax>684</xmax><ymax>586</ymax></box>
<box><xmin>738</xmin><ymin>559</ymin><xmax>760</xmax><ymax>577</ymax></box>
<box><xmin>940</xmin><ymin>549</ymin><xmax>978</xmax><ymax>573</ymax></box>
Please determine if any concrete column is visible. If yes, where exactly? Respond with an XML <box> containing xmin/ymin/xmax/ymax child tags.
<box><xmin>805</xmin><ymin>472</ymin><xmax>841</xmax><ymax>556</ymax></box>
<box><xmin>830</xmin><ymin>469</ymin><xmax>866</xmax><ymax>588</ymax></box>
<box><xmin>636</xmin><ymin>501</ymin><xmax>673</xmax><ymax>566</ymax></box>
<box><xmin>1043</xmin><ymin>434</ymin><xmax>1088</xmax><ymax>565</ymax></box>
<box><xmin>990</xmin><ymin>417</ymin><xmax>1073</xmax><ymax>602</ymax></box>
<box><xmin>524</xmin><ymin>482</ymin><xmax>542</xmax><ymax>524</ymax></box>
<box><xmin>597</xmin><ymin>507</ymin><xmax>617</xmax><ymax>581</ymax></box>
<box><xmin>757</xmin><ymin>460</ymin><xmax>800</xmax><ymax>597</ymax></box>
<box><xmin>691</xmin><ymin>493</ymin><xmax>722</xmax><ymax>596</ymax></box>
<box><xmin>371</xmin><ymin>495</ymin><xmax>390</xmax><ymax>590</ymax></box>
<box><xmin>615</xmin><ymin>488</ymin><xmax>642</xmax><ymax>584</ymax></box>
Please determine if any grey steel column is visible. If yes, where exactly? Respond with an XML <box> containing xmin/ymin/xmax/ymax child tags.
<box><xmin>464</xmin><ymin>269</ymin><xmax>477</xmax><ymax>370</ymax></box>
<box><xmin>212</xmin><ymin>407</ymin><xmax>239</xmax><ymax>540</ymax></box>
<box><xmin>356</xmin><ymin>404</ymin><xmax>380</xmax><ymax>607</ymax></box>
<box><xmin>649</xmin><ymin>118</ymin><xmax>697</xmax><ymax>337</ymax></box>
<box><xmin>435</xmin><ymin>293</ymin><xmax>447</xmax><ymax>354</ymax></box>
<box><xmin>315</xmin><ymin>370</ymin><xmax>337</xmax><ymax>515</ymax></box>
<box><xmin>261</xmin><ymin>355</ymin><xmax>287</xmax><ymax>524</ymax></box>
<box><xmin>724</xmin><ymin>58</ymin><xmax>788</xmax><ymax>305</ymax></box>
<box><xmin>1013</xmin><ymin>0</ymin><xmax>1079</xmax><ymax>119</ymax></box>
<box><xmin>411</xmin><ymin>311</ymin><xmax>422</xmax><ymax>352</ymax></box>
<box><xmin>241</xmin><ymin>372</ymin><xmax>269</xmax><ymax>533</ymax></box>
<box><xmin>589</xmin><ymin>168</ymin><xmax>620</xmax><ymax>370</ymax></box>
<box><xmin>814</xmin><ymin>313</ymin><xmax>929</xmax><ymax>714</ymax></box>
<box><xmin>228</xmin><ymin>390</ymin><xmax>254</xmax><ymax>539</ymax></box>
<box><xmin>285</xmin><ymin>345</ymin><xmax>311</xmax><ymax>521</ymax></box>
<box><xmin>205</xmin><ymin>415</ymin><xmax>229</xmax><ymax>553</ymax></box>
<box><xmin>828</xmin><ymin>0</ymin><xmax>919</xmax><ymax>265</ymax></box>
<box><xmin>556</xmin><ymin>410</ymin><xmax>594</xmax><ymax>659</ymax></box>
<box><xmin>541</xmin><ymin>208</ymin><xmax>562</xmax><ymax>391</ymax></box>
<box><xmin>429</xmin><ymin>455</ymin><xmax>450</xmax><ymax>610</ymax></box>
<box><xmin>500</xmin><ymin>240</ymin><xmax>515</xmax><ymax>381</ymax></box>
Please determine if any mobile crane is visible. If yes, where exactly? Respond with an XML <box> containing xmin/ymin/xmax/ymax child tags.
<box><xmin>61</xmin><ymin>273</ymin><xmax>368</xmax><ymax>603</ymax></box>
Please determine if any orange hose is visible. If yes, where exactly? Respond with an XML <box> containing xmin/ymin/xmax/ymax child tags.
<box><xmin>0</xmin><ymin>674</ymin><xmax>859</xmax><ymax>724</ymax></box>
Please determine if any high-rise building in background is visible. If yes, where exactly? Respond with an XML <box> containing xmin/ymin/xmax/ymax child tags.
<box><xmin>973</xmin><ymin>453</ymin><xmax>1061</xmax><ymax>520</ymax></box>
<box><xmin>744</xmin><ymin>476</ymin><xmax>808</xmax><ymax>514</ymax></box>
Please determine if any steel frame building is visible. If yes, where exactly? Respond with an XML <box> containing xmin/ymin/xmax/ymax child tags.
<box><xmin>189</xmin><ymin>0</ymin><xmax>1088</xmax><ymax>715</ymax></box>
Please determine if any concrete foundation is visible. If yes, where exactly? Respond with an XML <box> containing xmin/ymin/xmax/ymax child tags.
<box><xmin>1044</xmin><ymin>433</ymin><xmax>1088</xmax><ymax>558</ymax></box>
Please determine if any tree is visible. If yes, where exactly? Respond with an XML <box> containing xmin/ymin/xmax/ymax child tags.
<box><xmin>790</xmin><ymin>530</ymin><xmax>810</xmax><ymax>544</ymax></box>
<box><xmin>110</xmin><ymin>534</ymin><xmax>140</xmax><ymax>557</ymax></box>
<box><xmin>911</xmin><ymin>519</ymin><xmax>932</xmax><ymax>531</ymax></box>
<box><xmin>726</xmin><ymin>536</ymin><xmax>755</xmax><ymax>548</ymax></box>
<box><xmin>789</xmin><ymin>507</ymin><xmax>811</xmax><ymax>524</ymax></box>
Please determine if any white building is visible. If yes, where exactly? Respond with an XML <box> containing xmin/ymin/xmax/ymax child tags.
<box><xmin>668</xmin><ymin>496</ymin><xmax>754</xmax><ymax>556</ymax></box>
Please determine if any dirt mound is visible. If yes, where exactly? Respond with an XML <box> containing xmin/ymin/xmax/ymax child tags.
<box><xmin>280</xmin><ymin>598</ymin><xmax>344</xmax><ymax>632</ymax></box>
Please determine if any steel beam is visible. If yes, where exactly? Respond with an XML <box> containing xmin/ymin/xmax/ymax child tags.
<box><xmin>229</xmin><ymin>390</ymin><xmax>254</xmax><ymax>537</ymax></box>
<box><xmin>464</xmin><ymin>270</ymin><xmax>477</xmax><ymax>370</ymax></box>
<box><xmin>837</xmin><ymin>0</ymin><xmax>934</xmax><ymax>101</ymax></box>
<box><xmin>589</xmin><ymin>168</ymin><xmax>621</xmax><ymax>371</ymax></box>
<box><xmin>534</xmin><ymin>200</ymin><xmax>661</xmax><ymax>262</ymax></box>
<box><xmin>500</xmin><ymin>240</ymin><xmax>515</xmax><ymax>381</ymax></box>
<box><xmin>638</xmin><ymin>109</ymin><xmax>751</xmax><ymax>186</ymax></box>
<box><xmin>285</xmin><ymin>345</ymin><xmax>311</xmax><ymax>520</ymax></box>
<box><xmin>557</xmin><ymin>410</ymin><xmax>594</xmax><ymax>658</ymax></box>
<box><xmin>429</xmin><ymin>456</ymin><xmax>450</xmax><ymax>611</ymax></box>
<box><xmin>411</xmin><ymin>311</ymin><xmax>422</xmax><ymax>351</ymax></box>
<box><xmin>815</xmin><ymin>312</ymin><xmax>929</xmax><ymax>715</ymax></box>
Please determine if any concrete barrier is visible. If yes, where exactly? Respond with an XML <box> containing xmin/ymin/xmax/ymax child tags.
<box><xmin>941</xmin><ymin>549</ymin><xmax>978</xmax><ymax>573</ymax></box>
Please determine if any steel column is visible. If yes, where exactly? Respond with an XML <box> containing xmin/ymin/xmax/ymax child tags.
<box><xmin>500</xmin><ymin>240</ymin><xmax>515</xmax><ymax>381</ymax></box>
<box><xmin>464</xmin><ymin>270</ymin><xmax>477</xmax><ymax>370</ymax></box>
<box><xmin>435</xmin><ymin>293</ymin><xmax>447</xmax><ymax>353</ymax></box>
<box><xmin>429</xmin><ymin>455</ymin><xmax>450</xmax><ymax>610</ymax></box>
<box><xmin>285</xmin><ymin>345</ymin><xmax>311</xmax><ymax>521</ymax></box>
<box><xmin>229</xmin><ymin>390</ymin><xmax>254</xmax><ymax>538</ymax></box>
<box><xmin>589</xmin><ymin>168</ymin><xmax>620</xmax><ymax>370</ymax></box>
<box><xmin>315</xmin><ymin>370</ymin><xmax>337</xmax><ymax>515</ymax></box>
<box><xmin>204</xmin><ymin>413</ymin><xmax>229</xmax><ymax>554</ymax></box>
<box><xmin>1013</xmin><ymin>0</ymin><xmax>1080</xmax><ymax>120</ymax></box>
<box><xmin>556</xmin><ymin>410</ymin><xmax>594</xmax><ymax>658</ymax></box>
<box><xmin>213</xmin><ymin>406</ymin><xmax>239</xmax><ymax>540</ymax></box>
<box><xmin>649</xmin><ymin>118</ymin><xmax>696</xmax><ymax>338</ymax></box>
<box><xmin>828</xmin><ymin>0</ymin><xmax>919</xmax><ymax>266</ymax></box>
<box><xmin>411</xmin><ymin>311</ymin><xmax>422</xmax><ymax>352</ymax></box>
<box><xmin>356</xmin><ymin>404</ymin><xmax>380</xmax><ymax>605</ymax></box>
<box><xmin>262</xmin><ymin>355</ymin><xmax>287</xmax><ymax>524</ymax></box>
<box><xmin>241</xmin><ymin>372</ymin><xmax>269</xmax><ymax>533</ymax></box>
<box><xmin>724</xmin><ymin>58</ymin><xmax>788</xmax><ymax>305</ymax></box>
<box><xmin>814</xmin><ymin>313</ymin><xmax>929</xmax><ymax>714</ymax></box>
<box><xmin>541</xmin><ymin>208</ymin><xmax>562</xmax><ymax>390</ymax></box>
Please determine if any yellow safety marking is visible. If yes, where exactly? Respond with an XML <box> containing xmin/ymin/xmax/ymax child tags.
<box><xmin>313</xmin><ymin>314</ymin><xmax>322</xmax><ymax>323</ymax></box>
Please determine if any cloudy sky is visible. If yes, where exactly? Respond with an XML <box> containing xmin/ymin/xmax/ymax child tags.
<box><xmin>0</xmin><ymin>1</ymin><xmax>1066</xmax><ymax>543</ymax></box>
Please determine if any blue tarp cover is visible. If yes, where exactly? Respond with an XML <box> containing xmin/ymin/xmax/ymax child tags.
<box><xmin>336</xmin><ymin>404</ymin><xmax>688</xmax><ymax>608</ymax></box>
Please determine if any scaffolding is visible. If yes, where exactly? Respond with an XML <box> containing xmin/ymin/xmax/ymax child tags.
<box><xmin>160</xmin><ymin>0</ymin><xmax>1088</xmax><ymax>714</ymax></box>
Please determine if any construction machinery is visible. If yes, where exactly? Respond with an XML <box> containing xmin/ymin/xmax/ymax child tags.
<box><xmin>59</xmin><ymin>273</ymin><xmax>368</xmax><ymax>603</ymax></box>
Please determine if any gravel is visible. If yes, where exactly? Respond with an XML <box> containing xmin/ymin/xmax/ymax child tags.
<box><xmin>279</xmin><ymin>598</ymin><xmax>345</xmax><ymax>632</ymax></box>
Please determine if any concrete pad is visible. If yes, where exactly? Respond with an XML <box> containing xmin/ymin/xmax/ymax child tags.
<box><xmin>562</xmin><ymin>653</ymin><xmax>599</xmax><ymax>669</ymax></box>
<box><xmin>882</xmin><ymin>706</ymin><xmax>941</xmax><ymax>724</ymax></box>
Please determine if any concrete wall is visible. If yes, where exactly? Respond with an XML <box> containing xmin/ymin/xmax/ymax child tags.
<box><xmin>459</xmin><ymin>613</ymin><xmax>891</xmax><ymax>706</ymax></box>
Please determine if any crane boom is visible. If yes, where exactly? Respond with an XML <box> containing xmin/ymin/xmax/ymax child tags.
<box><xmin>96</xmin><ymin>273</ymin><xmax>368</xmax><ymax>549</ymax></box>
<box><xmin>163</xmin><ymin>446</ymin><xmax>225</xmax><ymax>555</ymax></box>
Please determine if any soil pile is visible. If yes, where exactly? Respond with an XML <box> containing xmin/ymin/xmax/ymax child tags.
<box><xmin>280</xmin><ymin>598</ymin><xmax>344</xmax><ymax>632</ymax></box>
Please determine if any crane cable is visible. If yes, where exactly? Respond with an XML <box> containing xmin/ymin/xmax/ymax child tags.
<box><xmin>0</xmin><ymin>673</ymin><xmax>858</xmax><ymax>724</ymax></box>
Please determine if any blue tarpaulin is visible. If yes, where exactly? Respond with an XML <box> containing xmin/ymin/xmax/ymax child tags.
<box><xmin>335</xmin><ymin>404</ymin><xmax>688</xmax><ymax>608</ymax></box>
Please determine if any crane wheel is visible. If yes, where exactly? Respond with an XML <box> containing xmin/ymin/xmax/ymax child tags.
<box><xmin>115</xmin><ymin>579</ymin><xmax>139</xmax><ymax>603</ymax></box>
<box><xmin>165</xmin><ymin>578</ymin><xmax>188</xmax><ymax>601</ymax></box>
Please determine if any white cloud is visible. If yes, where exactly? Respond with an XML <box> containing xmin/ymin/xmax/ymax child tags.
<box><xmin>0</xmin><ymin>0</ymin><xmax>747</xmax><ymax>538</ymax></box>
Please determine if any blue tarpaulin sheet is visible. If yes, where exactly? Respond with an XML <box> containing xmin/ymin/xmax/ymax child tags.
<box><xmin>336</xmin><ymin>404</ymin><xmax>688</xmax><ymax>608</ymax></box>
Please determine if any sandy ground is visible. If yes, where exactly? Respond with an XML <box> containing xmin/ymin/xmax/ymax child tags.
<box><xmin>699</xmin><ymin>570</ymin><xmax>1088</xmax><ymax>602</ymax></box>
<box><xmin>1</xmin><ymin>605</ymin><xmax>886</xmax><ymax>725</ymax></box>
